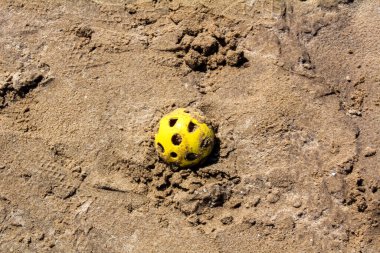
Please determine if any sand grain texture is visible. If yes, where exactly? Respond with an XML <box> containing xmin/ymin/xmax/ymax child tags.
<box><xmin>0</xmin><ymin>0</ymin><xmax>379</xmax><ymax>252</ymax></box>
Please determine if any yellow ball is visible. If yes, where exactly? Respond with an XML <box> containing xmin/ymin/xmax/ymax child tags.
<box><xmin>154</xmin><ymin>108</ymin><xmax>215</xmax><ymax>167</ymax></box>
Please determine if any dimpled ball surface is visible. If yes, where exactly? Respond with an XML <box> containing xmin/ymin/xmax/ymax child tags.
<box><xmin>154</xmin><ymin>108</ymin><xmax>215</xmax><ymax>167</ymax></box>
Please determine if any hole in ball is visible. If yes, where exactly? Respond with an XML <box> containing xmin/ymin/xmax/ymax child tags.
<box><xmin>170</xmin><ymin>152</ymin><xmax>178</xmax><ymax>158</ymax></box>
<box><xmin>169</xmin><ymin>118</ymin><xmax>178</xmax><ymax>127</ymax></box>
<box><xmin>201</xmin><ymin>137</ymin><xmax>212</xmax><ymax>148</ymax></box>
<box><xmin>188</xmin><ymin>121</ymin><xmax>197</xmax><ymax>132</ymax></box>
<box><xmin>157</xmin><ymin>143</ymin><xmax>164</xmax><ymax>153</ymax></box>
<box><xmin>185</xmin><ymin>153</ymin><xmax>197</xmax><ymax>161</ymax></box>
<box><xmin>171</xmin><ymin>134</ymin><xmax>182</xmax><ymax>145</ymax></box>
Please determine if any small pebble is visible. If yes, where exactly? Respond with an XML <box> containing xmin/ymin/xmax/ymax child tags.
<box><xmin>220</xmin><ymin>216</ymin><xmax>234</xmax><ymax>225</ymax></box>
<box><xmin>364</xmin><ymin>147</ymin><xmax>377</xmax><ymax>157</ymax></box>
<box><xmin>228</xmin><ymin>199</ymin><xmax>242</xmax><ymax>209</ymax></box>
<box><xmin>266</xmin><ymin>193</ymin><xmax>280</xmax><ymax>204</ymax></box>
<box><xmin>347</xmin><ymin>109</ymin><xmax>362</xmax><ymax>116</ymax></box>
<box><xmin>252</xmin><ymin>196</ymin><xmax>261</xmax><ymax>207</ymax></box>
<box><xmin>37</xmin><ymin>233</ymin><xmax>45</xmax><ymax>241</ymax></box>
<box><xmin>243</xmin><ymin>217</ymin><xmax>256</xmax><ymax>226</ymax></box>
<box><xmin>226</xmin><ymin>50</ymin><xmax>244</xmax><ymax>66</ymax></box>
<box><xmin>293</xmin><ymin>200</ymin><xmax>302</xmax><ymax>208</ymax></box>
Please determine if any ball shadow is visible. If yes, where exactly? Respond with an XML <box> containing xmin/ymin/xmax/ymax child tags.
<box><xmin>197</xmin><ymin>137</ymin><xmax>221</xmax><ymax>169</ymax></box>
